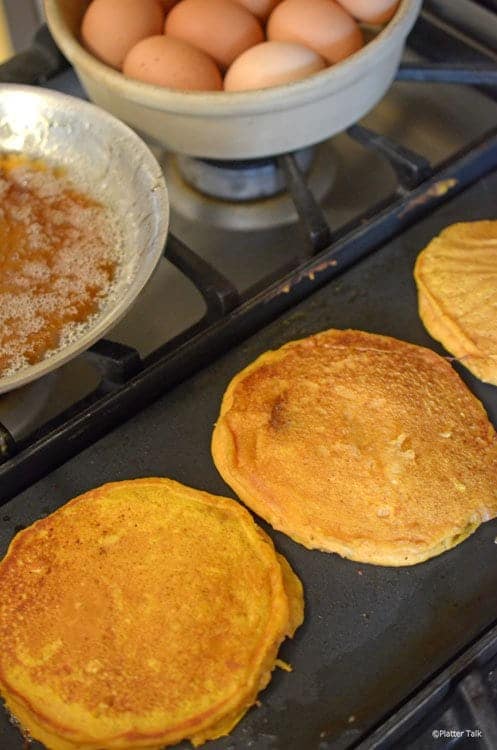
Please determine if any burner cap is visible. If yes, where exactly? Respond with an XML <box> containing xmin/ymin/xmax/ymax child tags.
<box><xmin>176</xmin><ymin>148</ymin><xmax>315</xmax><ymax>201</ymax></box>
<box><xmin>162</xmin><ymin>141</ymin><xmax>336</xmax><ymax>231</ymax></box>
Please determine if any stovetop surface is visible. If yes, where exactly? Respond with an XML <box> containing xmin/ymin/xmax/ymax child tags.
<box><xmin>1</xmin><ymin>168</ymin><xmax>497</xmax><ymax>750</ymax></box>
<box><xmin>2</xmin><ymin>4</ymin><xmax>497</xmax><ymax>747</ymax></box>
<box><xmin>4</xmin><ymin>43</ymin><xmax>496</xmax><ymax>439</ymax></box>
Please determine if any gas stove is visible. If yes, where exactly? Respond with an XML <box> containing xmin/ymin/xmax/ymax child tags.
<box><xmin>3</xmin><ymin>1</ymin><xmax>497</xmax><ymax>485</ymax></box>
<box><xmin>1</xmin><ymin>1</ymin><xmax>497</xmax><ymax>748</ymax></box>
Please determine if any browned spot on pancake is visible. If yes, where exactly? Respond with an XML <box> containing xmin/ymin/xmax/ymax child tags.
<box><xmin>212</xmin><ymin>328</ymin><xmax>497</xmax><ymax>566</ymax></box>
<box><xmin>269</xmin><ymin>393</ymin><xmax>288</xmax><ymax>431</ymax></box>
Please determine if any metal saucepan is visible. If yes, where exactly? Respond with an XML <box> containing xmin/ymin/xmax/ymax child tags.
<box><xmin>45</xmin><ymin>0</ymin><xmax>422</xmax><ymax>159</ymax></box>
<box><xmin>0</xmin><ymin>84</ymin><xmax>169</xmax><ymax>395</ymax></box>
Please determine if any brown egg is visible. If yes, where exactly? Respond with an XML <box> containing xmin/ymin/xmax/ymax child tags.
<box><xmin>165</xmin><ymin>0</ymin><xmax>264</xmax><ymax>70</ymax></box>
<box><xmin>81</xmin><ymin>0</ymin><xmax>165</xmax><ymax>69</ymax></box>
<box><xmin>231</xmin><ymin>0</ymin><xmax>281</xmax><ymax>21</ymax></box>
<box><xmin>336</xmin><ymin>0</ymin><xmax>399</xmax><ymax>24</ymax></box>
<box><xmin>159</xmin><ymin>0</ymin><xmax>180</xmax><ymax>9</ymax></box>
<box><xmin>123</xmin><ymin>36</ymin><xmax>223</xmax><ymax>90</ymax></box>
<box><xmin>225</xmin><ymin>41</ymin><xmax>326</xmax><ymax>91</ymax></box>
<box><xmin>267</xmin><ymin>0</ymin><xmax>363</xmax><ymax>64</ymax></box>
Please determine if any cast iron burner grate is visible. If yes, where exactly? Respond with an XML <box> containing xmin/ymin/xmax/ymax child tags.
<box><xmin>1</xmin><ymin>1</ymin><xmax>497</xmax><ymax>503</ymax></box>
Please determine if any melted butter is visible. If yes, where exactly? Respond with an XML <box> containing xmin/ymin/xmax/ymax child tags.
<box><xmin>0</xmin><ymin>154</ymin><xmax>119</xmax><ymax>376</ymax></box>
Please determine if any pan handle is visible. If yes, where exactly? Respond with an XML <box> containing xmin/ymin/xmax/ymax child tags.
<box><xmin>0</xmin><ymin>24</ymin><xmax>69</xmax><ymax>85</ymax></box>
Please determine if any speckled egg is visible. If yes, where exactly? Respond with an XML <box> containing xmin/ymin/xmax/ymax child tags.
<box><xmin>123</xmin><ymin>35</ymin><xmax>223</xmax><ymax>90</ymax></box>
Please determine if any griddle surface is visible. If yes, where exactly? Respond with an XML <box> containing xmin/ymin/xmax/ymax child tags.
<box><xmin>2</xmin><ymin>172</ymin><xmax>497</xmax><ymax>750</ymax></box>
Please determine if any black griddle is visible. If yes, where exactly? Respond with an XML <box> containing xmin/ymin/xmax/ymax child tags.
<box><xmin>1</xmin><ymin>170</ymin><xmax>497</xmax><ymax>750</ymax></box>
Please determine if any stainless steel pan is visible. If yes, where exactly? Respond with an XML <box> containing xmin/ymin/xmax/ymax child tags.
<box><xmin>0</xmin><ymin>84</ymin><xmax>169</xmax><ymax>395</ymax></box>
<box><xmin>45</xmin><ymin>0</ymin><xmax>422</xmax><ymax>159</ymax></box>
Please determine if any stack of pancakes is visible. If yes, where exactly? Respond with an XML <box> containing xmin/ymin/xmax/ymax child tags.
<box><xmin>0</xmin><ymin>479</ymin><xmax>303</xmax><ymax>749</ymax></box>
<box><xmin>212</xmin><ymin>329</ymin><xmax>497</xmax><ymax>566</ymax></box>
<box><xmin>414</xmin><ymin>220</ymin><xmax>497</xmax><ymax>385</ymax></box>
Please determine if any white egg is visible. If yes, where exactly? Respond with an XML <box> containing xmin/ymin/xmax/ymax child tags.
<box><xmin>336</xmin><ymin>0</ymin><xmax>399</xmax><ymax>24</ymax></box>
<box><xmin>224</xmin><ymin>41</ymin><xmax>326</xmax><ymax>91</ymax></box>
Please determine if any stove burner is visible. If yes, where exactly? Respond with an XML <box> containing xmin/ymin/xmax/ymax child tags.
<box><xmin>162</xmin><ymin>142</ymin><xmax>336</xmax><ymax>231</ymax></box>
<box><xmin>176</xmin><ymin>148</ymin><xmax>315</xmax><ymax>201</ymax></box>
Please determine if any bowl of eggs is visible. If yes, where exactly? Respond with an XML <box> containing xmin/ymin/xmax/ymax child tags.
<box><xmin>44</xmin><ymin>0</ymin><xmax>422</xmax><ymax>159</ymax></box>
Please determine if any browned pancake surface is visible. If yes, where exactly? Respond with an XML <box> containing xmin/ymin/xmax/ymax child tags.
<box><xmin>212</xmin><ymin>329</ymin><xmax>497</xmax><ymax>566</ymax></box>
<box><xmin>0</xmin><ymin>478</ymin><xmax>303</xmax><ymax>749</ymax></box>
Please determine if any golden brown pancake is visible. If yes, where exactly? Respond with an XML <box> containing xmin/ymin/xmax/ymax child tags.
<box><xmin>212</xmin><ymin>329</ymin><xmax>497</xmax><ymax>566</ymax></box>
<box><xmin>0</xmin><ymin>478</ymin><xmax>303</xmax><ymax>749</ymax></box>
<box><xmin>414</xmin><ymin>221</ymin><xmax>497</xmax><ymax>385</ymax></box>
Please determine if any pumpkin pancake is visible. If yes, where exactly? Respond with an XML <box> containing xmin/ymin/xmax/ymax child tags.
<box><xmin>212</xmin><ymin>329</ymin><xmax>497</xmax><ymax>566</ymax></box>
<box><xmin>0</xmin><ymin>478</ymin><xmax>303</xmax><ymax>749</ymax></box>
<box><xmin>414</xmin><ymin>220</ymin><xmax>497</xmax><ymax>385</ymax></box>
